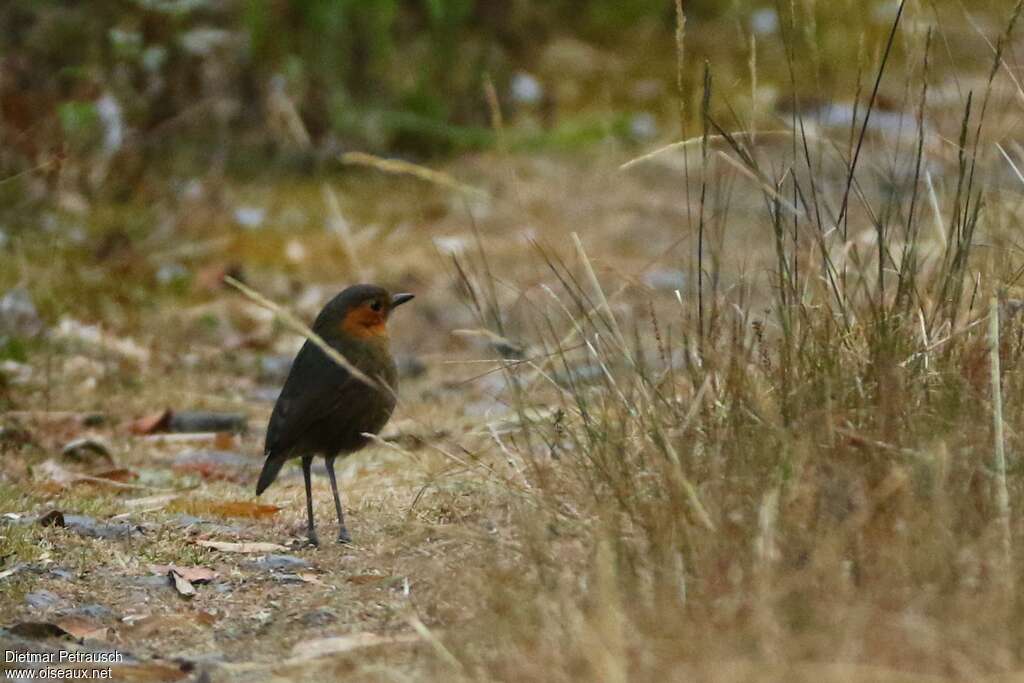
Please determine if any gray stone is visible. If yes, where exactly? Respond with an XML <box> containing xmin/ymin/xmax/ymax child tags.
<box><xmin>25</xmin><ymin>591</ymin><xmax>61</xmax><ymax>611</ymax></box>
<box><xmin>122</xmin><ymin>575</ymin><xmax>173</xmax><ymax>589</ymax></box>
<box><xmin>0</xmin><ymin>288</ymin><xmax>42</xmax><ymax>338</ymax></box>
<box><xmin>168</xmin><ymin>412</ymin><xmax>247</xmax><ymax>434</ymax></box>
<box><xmin>244</xmin><ymin>554</ymin><xmax>309</xmax><ymax>572</ymax></box>
<box><xmin>63</xmin><ymin>605</ymin><xmax>114</xmax><ymax>621</ymax></box>
<box><xmin>63</xmin><ymin>515</ymin><xmax>140</xmax><ymax>540</ymax></box>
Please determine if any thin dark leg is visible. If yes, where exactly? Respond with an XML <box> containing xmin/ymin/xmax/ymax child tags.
<box><xmin>325</xmin><ymin>456</ymin><xmax>351</xmax><ymax>543</ymax></box>
<box><xmin>302</xmin><ymin>455</ymin><xmax>319</xmax><ymax>547</ymax></box>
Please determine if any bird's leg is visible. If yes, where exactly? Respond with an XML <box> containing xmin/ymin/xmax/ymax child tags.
<box><xmin>325</xmin><ymin>456</ymin><xmax>352</xmax><ymax>544</ymax></box>
<box><xmin>302</xmin><ymin>455</ymin><xmax>319</xmax><ymax>547</ymax></box>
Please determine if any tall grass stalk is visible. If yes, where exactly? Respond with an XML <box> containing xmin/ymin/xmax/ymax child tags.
<box><xmin>990</xmin><ymin>296</ymin><xmax>1011</xmax><ymax>586</ymax></box>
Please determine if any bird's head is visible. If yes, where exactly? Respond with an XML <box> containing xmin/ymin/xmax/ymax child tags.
<box><xmin>314</xmin><ymin>284</ymin><xmax>414</xmax><ymax>344</ymax></box>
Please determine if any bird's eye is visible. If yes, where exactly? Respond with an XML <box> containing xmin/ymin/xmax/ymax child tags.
<box><xmin>370</xmin><ymin>300</ymin><xmax>383</xmax><ymax>312</ymax></box>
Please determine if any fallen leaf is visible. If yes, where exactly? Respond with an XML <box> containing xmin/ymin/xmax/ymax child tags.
<box><xmin>129</xmin><ymin>409</ymin><xmax>172</xmax><ymax>435</ymax></box>
<box><xmin>92</xmin><ymin>468</ymin><xmax>138</xmax><ymax>483</ymax></box>
<box><xmin>205</xmin><ymin>500</ymin><xmax>280</xmax><ymax>519</ymax></box>
<box><xmin>213</xmin><ymin>431</ymin><xmax>237</xmax><ymax>450</ymax></box>
<box><xmin>196</xmin><ymin>540</ymin><xmax>289</xmax><ymax>554</ymax></box>
<box><xmin>168</xmin><ymin>570</ymin><xmax>196</xmax><ymax>598</ymax></box>
<box><xmin>174</xmin><ymin>499</ymin><xmax>280</xmax><ymax>519</ymax></box>
<box><xmin>290</xmin><ymin>632</ymin><xmax>420</xmax><ymax>660</ymax></box>
<box><xmin>194</xmin><ymin>610</ymin><xmax>218</xmax><ymax>627</ymax></box>
<box><xmin>149</xmin><ymin>565</ymin><xmax>217</xmax><ymax>584</ymax></box>
<box><xmin>56</xmin><ymin>616</ymin><xmax>108</xmax><ymax>640</ymax></box>
<box><xmin>7</xmin><ymin>622</ymin><xmax>73</xmax><ymax>639</ymax></box>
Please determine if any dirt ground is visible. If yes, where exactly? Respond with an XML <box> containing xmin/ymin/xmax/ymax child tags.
<box><xmin>0</xmin><ymin>149</ymin><xmax>728</xmax><ymax>681</ymax></box>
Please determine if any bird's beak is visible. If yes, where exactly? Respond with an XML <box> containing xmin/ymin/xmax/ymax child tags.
<box><xmin>391</xmin><ymin>293</ymin><xmax>415</xmax><ymax>308</ymax></box>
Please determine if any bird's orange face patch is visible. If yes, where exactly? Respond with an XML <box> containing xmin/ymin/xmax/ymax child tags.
<box><xmin>340</xmin><ymin>303</ymin><xmax>388</xmax><ymax>339</ymax></box>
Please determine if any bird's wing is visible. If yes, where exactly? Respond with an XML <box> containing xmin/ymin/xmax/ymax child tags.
<box><xmin>264</xmin><ymin>339</ymin><xmax>356</xmax><ymax>458</ymax></box>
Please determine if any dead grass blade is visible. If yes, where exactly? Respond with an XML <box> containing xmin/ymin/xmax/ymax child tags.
<box><xmin>341</xmin><ymin>151</ymin><xmax>488</xmax><ymax>199</ymax></box>
<box><xmin>223</xmin><ymin>275</ymin><xmax>391</xmax><ymax>397</ymax></box>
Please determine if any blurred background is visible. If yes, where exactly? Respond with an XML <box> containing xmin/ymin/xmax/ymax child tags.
<box><xmin>1</xmin><ymin>0</ymin><xmax>921</xmax><ymax>183</ymax></box>
<box><xmin>2</xmin><ymin>0</ymin><xmax>1011</xmax><ymax>405</ymax></box>
<box><xmin>1</xmin><ymin>0</ymin><xmax>1014</xmax><ymax>379</ymax></box>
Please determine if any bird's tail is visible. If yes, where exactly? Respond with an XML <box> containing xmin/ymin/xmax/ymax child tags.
<box><xmin>256</xmin><ymin>457</ymin><xmax>285</xmax><ymax>495</ymax></box>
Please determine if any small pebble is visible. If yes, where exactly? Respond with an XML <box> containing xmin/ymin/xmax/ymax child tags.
<box><xmin>510</xmin><ymin>72</ymin><xmax>544</xmax><ymax>105</ymax></box>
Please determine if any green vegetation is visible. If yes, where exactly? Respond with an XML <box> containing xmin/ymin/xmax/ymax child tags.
<box><xmin>1</xmin><ymin>0</ymin><xmax>918</xmax><ymax>169</ymax></box>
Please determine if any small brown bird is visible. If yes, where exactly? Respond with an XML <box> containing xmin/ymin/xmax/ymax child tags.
<box><xmin>256</xmin><ymin>284</ymin><xmax>414</xmax><ymax>546</ymax></box>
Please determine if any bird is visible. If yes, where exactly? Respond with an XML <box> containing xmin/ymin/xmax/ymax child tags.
<box><xmin>255</xmin><ymin>284</ymin><xmax>414</xmax><ymax>546</ymax></box>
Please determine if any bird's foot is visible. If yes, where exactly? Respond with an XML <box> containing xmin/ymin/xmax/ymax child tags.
<box><xmin>337</xmin><ymin>527</ymin><xmax>352</xmax><ymax>545</ymax></box>
<box><xmin>307</xmin><ymin>530</ymin><xmax>320</xmax><ymax>548</ymax></box>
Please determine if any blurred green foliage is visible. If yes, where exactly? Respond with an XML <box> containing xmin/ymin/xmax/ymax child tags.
<box><xmin>0</xmin><ymin>0</ymin><xmax>734</xmax><ymax>159</ymax></box>
<box><xmin>0</xmin><ymin>0</ymin><xmax>924</xmax><ymax>171</ymax></box>
<box><xmin>57</xmin><ymin>101</ymin><xmax>102</xmax><ymax>152</ymax></box>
